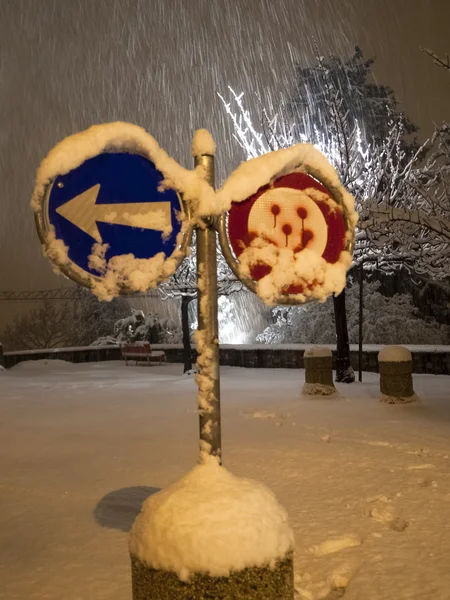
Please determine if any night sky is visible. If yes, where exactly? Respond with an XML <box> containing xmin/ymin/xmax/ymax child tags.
<box><xmin>0</xmin><ymin>0</ymin><xmax>449</xmax><ymax>294</ymax></box>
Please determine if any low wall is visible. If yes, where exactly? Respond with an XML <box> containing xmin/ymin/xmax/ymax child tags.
<box><xmin>3</xmin><ymin>344</ymin><xmax>450</xmax><ymax>375</ymax></box>
<box><xmin>3</xmin><ymin>344</ymin><xmax>122</xmax><ymax>368</ymax></box>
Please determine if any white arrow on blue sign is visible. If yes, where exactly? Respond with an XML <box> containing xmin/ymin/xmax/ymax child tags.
<box><xmin>44</xmin><ymin>152</ymin><xmax>185</xmax><ymax>281</ymax></box>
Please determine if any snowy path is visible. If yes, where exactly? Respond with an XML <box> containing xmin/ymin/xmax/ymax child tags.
<box><xmin>1</xmin><ymin>360</ymin><xmax>450</xmax><ymax>600</ymax></box>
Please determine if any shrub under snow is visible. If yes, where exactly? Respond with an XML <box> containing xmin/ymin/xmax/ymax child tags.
<box><xmin>257</xmin><ymin>281</ymin><xmax>449</xmax><ymax>345</ymax></box>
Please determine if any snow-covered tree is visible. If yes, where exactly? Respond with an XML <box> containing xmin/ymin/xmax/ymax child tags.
<box><xmin>219</xmin><ymin>56</ymin><xmax>424</xmax><ymax>274</ymax></box>
<box><xmin>2</xmin><ymin>300</ymin><xmax>69</xmax><ymax>350</ymax></box>
<box><xmin>219</xmin><ymin>48</ymin><xmax>415</xmax><ymax>382</ymax></box>
<box><xmin>355</xmin><ymin>47</ymin><xmax>450</xmax><ymax>281</ymax></box>
<box><xmin>158</xmin><ymin>253</ymin><xmax>197</xmax><ymax>372</ymax></box>
<box><xmin>113</xmin><ymin>309</ymin><xmax>180</xmax><ymax>344</ymax></box>
<box><xmin>220</xmin><ymin>46</ymin><xmax>450</xmax><ymax>377</ymax></box>
<box><xmin>2</xmin><ymin>293</ymin><xmax>129</xmax><ymax>351</ymax></box>
<box><xmin>358</xmin><ymin>122</ymin><xmax>450</xmax><ymax>280</ymax></box>
<box><xmin>221</xmin><ymin>79</ymin><xmax>364</xmax><ymax>380</ymax></box>
<box><xmin>290</xmin><ymin>46</ymin><xmax>418</xmax><ymax>147</ymax></box>
<box><xmin>357</xmin><ymin>45</ymin><xmax>450</xmax><ymax>277</ymax></box>
<box><xmin>257</xmin><ymin>280</ymin><xmax>448</xmax><ymax>346</ymax></box>
<box><xmin>158</xmin><ymin>234</ymin><xmax>243</xmax><ymax>372</ymax></box>
<box><xmin>65</xmin><ymin>290</ymin><xmax>130</xmax><ymax>347</ymax></box>
<box><xmin>92</xmin><ymin>308</ymin><xmax>182</xmax><ymax>347</ymax></box>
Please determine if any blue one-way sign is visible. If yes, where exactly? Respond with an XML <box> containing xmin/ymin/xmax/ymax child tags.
<box><xmin>45</xmin><ymin>152</ymin><xmax>184</xmax><ymax>278</ymax></box>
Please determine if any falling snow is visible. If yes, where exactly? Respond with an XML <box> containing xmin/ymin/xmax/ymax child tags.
<box><xmin>0</xmin><ymin>0</ymin><xmax>448</xmax><ymax>305</ymax></box>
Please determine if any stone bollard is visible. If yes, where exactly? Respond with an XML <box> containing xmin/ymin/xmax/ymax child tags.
<box><xmin>302</xmin><ymin>347</ymin><xmax>336</xmax><ymax>396</ymax></box>
<box><xmin>378</xmin><ymin>346</ymin><xmax>419</xmax><ymax>404</ymax></box>
<box><xmin>129</xmin><ymin>459</ymin><xmax>294</xmax><ymax>600</ymax></box>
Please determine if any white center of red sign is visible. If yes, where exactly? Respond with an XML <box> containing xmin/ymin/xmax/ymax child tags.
<box><xmin>227</xmin><ymin>172</ymin><xmax>347</xmax><ymax>294</ymax></box>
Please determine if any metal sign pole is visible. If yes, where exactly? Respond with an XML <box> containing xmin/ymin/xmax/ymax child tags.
<box><xmin>359</xmin><ymin>262</ymin><xmax>364</xmax><ymax>382</ymax></box>
<box><xmin>194</xmin><ymin>152</ymin><xmax>222</xmax><ymax>462</ymax></box>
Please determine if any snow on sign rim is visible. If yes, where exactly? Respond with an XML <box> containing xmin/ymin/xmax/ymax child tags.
<box><xmin>32</xmin><ymin>122</ymin><xmax>194</xmax><ymax>300</ymax></box>
<box><xmin>219</xmin><ymin>169</ymin><xmax>356</xmax><ymax>306</ymax></box>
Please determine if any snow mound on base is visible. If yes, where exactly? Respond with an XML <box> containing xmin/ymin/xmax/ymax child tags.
<box><xmin>304</xmin><ymin>347</ymin><xmax>332</xmax><ymax>358</ymax></box>
<box><xmin>129</xmin><ymin>459</ymin><xmax>293</xmax><ymax>581</ymax></box>
<box><xmin>379</xmin><ymin>393</ymin><xmax>419</xmax><ymax>405</ymax></box>
<box><xmin>12</xmin><ymin>359</ymin><xmax>75</xmax><ymax>370</ymax></box>
<box><xmin>378</xmin><ymin>346</ymin><xmax>412</xmax><ymax>362</ymax></box>
<box><xmin>303</xmin><ymin>382</ymin><xmax>337</xmax><ymax>396</ymax></box>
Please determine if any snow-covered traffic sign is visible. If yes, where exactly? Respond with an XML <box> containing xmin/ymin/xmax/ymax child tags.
<box><xmin>46</xmin><ymin>152</ymin><xmax>181</xmax><ymax>273</ymax></box>
<box><xmin>32</xmin><ymin>123</ymin><xmax>192</xmax><ymax>297</ymax></box>
<box><xmin>218</xmin><ymin>163</ymin><xmax>357</xmax><ymax>305</ymax></box>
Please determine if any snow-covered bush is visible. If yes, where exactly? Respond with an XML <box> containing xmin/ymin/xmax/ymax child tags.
<box><xmin>92</xmin><ymin>309</ymin><xmax>182</xmax><ymax>346</ymax></box>
<box><xmin>257</xmin><ymin>281</ymin><xmax>449</xmax><ymax>345</ymax></box>
<box><xmin>2</xmin><ymin>293</ymin><xmax>130</xmax><ymax>351</ymax></box>
<box><xmin>89</xmin><ymin>336</ymin><xmax>119</xmax><ymax>347</ymax></box>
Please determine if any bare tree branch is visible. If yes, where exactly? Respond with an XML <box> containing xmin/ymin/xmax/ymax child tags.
<box><xmin>421</xmin><ymin>47</ymin><xmax>450</xmax><ymax>71</ymax></box>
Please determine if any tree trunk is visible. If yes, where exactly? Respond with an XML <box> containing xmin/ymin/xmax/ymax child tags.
<box><xmin>181</xmin><ymin>295</ymin><xmax>193</xmax><ymax>374</ymax></box>
<box><xmin>333</xmin><ymin>289</ymin><xmax>355</xmax><ymax>383</ymax></box>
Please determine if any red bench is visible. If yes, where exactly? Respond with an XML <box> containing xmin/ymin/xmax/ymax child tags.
<box><xmin>120</xmin><ymin>342</ymin><xmax>166</xmax><ymax>366</ymax></box>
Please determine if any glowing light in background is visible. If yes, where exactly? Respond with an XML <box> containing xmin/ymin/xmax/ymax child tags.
<box><xmin>187</xmin><ymin>293</ymin><xmax>270</xmax><ymax>344</ymax></box>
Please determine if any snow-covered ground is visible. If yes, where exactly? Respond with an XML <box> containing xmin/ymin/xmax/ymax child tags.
<box><xmin>1</xmin><ymin>360</ymin><xmax>450</xmax><ymax>600</ymax></box>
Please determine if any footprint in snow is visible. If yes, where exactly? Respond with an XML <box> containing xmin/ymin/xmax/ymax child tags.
<box><xmin>241</xmin><ymin>409</ymin><xmax>286</xmax><ymax>426</ymax></box>
<box><xmin>309</xmin><ymin>535</ymin><xmax>362</xmax><ymax>557</ymax></box>
<box><xmin>367</xmin><ymin>501</ymin><xmax>409</xmax><ymax>532</ymax></box>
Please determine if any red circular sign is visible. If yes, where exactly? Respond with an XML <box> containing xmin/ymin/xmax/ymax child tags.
<box><xmin>227</xmin><ymin>172</ymin><xmax>348</xmax><ymax>295</ymax></box>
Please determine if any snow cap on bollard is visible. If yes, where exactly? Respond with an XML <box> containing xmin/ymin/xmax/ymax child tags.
<box><xmin>378</xmin><ymin>346</ymin><xmax>412</xmax><ymax>363</ymax></box>
<box><xmin>378</xmin><ymin>345</ymin><xmax>418</xmax><ymax>404</ymax></box>
<box><xmin>302</xmin><ymin>346</ymin><xmax>336</xmax><ymax>396</ymax></box>
<box><xmin>304</xmin><ymin>346</ymin><xmax>332</xmax><ymax>358</ymax></box>
<box><xmin>129</xmin><ymin>458</ymin><xmax>294</xmax><ymax>599</ymax></box>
